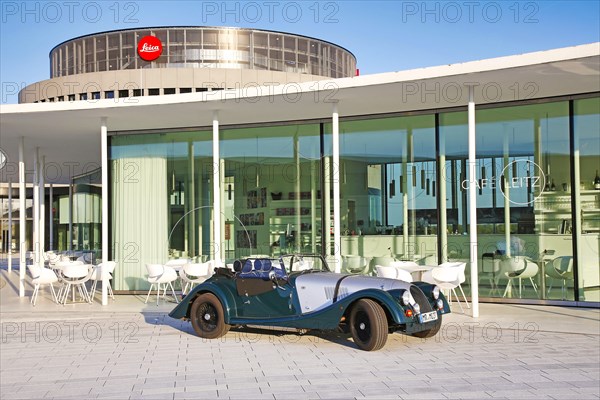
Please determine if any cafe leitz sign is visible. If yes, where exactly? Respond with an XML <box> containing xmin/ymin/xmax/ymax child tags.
<box><xmin>460</xmin><ymin>159</ymin><xmax>546</xmax><ymax>206</ymax></box>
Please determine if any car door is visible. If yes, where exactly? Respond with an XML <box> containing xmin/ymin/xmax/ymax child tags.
<box><xmin>236</xmin><ymin>279</ymin><xmax>298</xmax><ymax>318</ymax></box>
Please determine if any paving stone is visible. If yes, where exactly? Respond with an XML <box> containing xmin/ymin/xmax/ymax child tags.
<box><xmin>1</xmin><ymin>304</ymin><xmax>599</xmax><ymax>400</ymax></box>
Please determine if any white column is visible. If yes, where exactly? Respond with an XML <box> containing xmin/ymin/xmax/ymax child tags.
<box><xmin>49</xmin><ymin>184</ymin><xmax>53</xmax><ymax>250</ymax></box>
<box><xmin>8</xmin><ymin>180</ymin><xmax>12</xmax><ymax>273</ymax></box>
<box><xmin>212</xmin><ymin>111</ymin><xmax>222</xmax><ymax>265</ymax></box>
<box><xmin>503</xmin><ymin>134</ymin><xmax>511</xmax><ymax>258</ymax></box>
<box><xmin>310</xmin><ymin>162</ymin><xmax>317</xmax><ymax>253</ymax></box>
<box><xmin>572</xmin><ymin>109</ymin><xmax>582</xmax><ymax>295</ymax></box>
<box><xmin>18</xmin><ymin>138</ymin><xmax>26</xmax><ymax>297</ymax></box>
<box><xmin>188</xmin><ymin>142</ymin><xmax>196</xmax><ymax>257</ymax></box>
<box><xmin>39</xmin><ymin>156</ymin><xmax>45</xmax><ymax>266</ymax></box>
<box><xmin>402</xmin><ymin>134</ymin><xmax>409</xmax><ymax>256</ymax></box>
<box><xmin>101</xmin><ymin>118</ymin><xmax>109</xmax><ymax>306</ymax></box>
<box><xmin>324</xmin><ymin>157</ymin><xmax>331</xmax><ymax>261</ymax></box>
<box><xmin>332</xmin><ymin>104</ymin><xmax>342</xmax><ymax>272</ymax></box>
<box><xmin>33</xmin><ymin>148</ymin><xmax>39</xmax><ymax>267</ymax></box>
<box><xmin>68</xmin><ymin>184</ymin><xmax>73</xmax><ymax>252</ymax></box>
<box><xmin>467</xmin><ymin>84</ymin><xmax>479</xmax><ymax>318</ymax></box>
<box><xmin>408</xmin><ymin>129</ymin><xmax>415</xmax><ymax>252</ymax></box>
<box><xmin>219</xmin><ymin>159</ymin><xmax>225</xmax><ymax>260</ymax></box>
<box><xmin>294</xmin><ymin>133</ymin><xmax>301</xmax><ymax>252</ymax></box>
<box><xmin>439</xmin><ymin>130</ymin><xmax>448</xmax><ymax>262</ymax></box>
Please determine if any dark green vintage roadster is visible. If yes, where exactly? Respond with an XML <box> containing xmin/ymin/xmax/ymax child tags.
<box><xmin>169</xmin><ymin>254</ymin><xmax>450</xmax><ymax>351</ymax></box>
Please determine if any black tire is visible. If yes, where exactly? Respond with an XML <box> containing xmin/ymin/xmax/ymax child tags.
<box><xmin>190</xmin><ymin>293</ymin><xmax>230</xmax><ymax>339</ymax></box>
<box><xmin>349</xmin><ymin>299</ymin><xmax>388</xmax><ymax>351</ymax></box>
<box><xmin>412</xmin><ymin>314</ymin><xmax>442</xmax><ymax>338</ymax></box>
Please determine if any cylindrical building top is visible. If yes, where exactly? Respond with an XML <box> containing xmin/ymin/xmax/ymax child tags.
<box><xmin>50</xmin><ymin>26</ymin><xmax>357</xmax><ymax>79</ymax></box>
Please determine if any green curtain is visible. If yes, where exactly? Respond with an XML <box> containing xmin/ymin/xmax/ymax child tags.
<box><xmin>111</xmin><ymin>157</ymin><xmax>168</xmax><ymax>291</ymax></box>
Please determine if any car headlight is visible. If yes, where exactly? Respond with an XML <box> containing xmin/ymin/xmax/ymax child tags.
<box><xmin>413</xmin><ymin>302</ymin><xmax>421</xmax><ymax>314</ymax></box>
<box><xmin>432</xmin><ymin>286</ymin><xmax>440</xmax><ymax>300</ymax></box>
<box><xmin>401</xmin><ymin>291</ymin><xmax>410</xmax><ymax>306</ymax></box>
<box><xmin>437</xmin><ymin>299</ymin><xmax>444</xmax><ymax>310</ymax></box>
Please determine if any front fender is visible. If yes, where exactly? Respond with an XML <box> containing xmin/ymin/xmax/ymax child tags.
<box><xmin>335</xmin><ymin>288</ymin><xmax>408</xmax><ymax>325</ymax></box>
<box><xmin>168</xmin><ymin>280</ymin><xmax>238</xmax><ymax>323</ymax></box>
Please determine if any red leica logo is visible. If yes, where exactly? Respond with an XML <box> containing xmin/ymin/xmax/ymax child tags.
<box><xmin>137</xmin><ymin>36</ymin><xmax>163</xmax><ymax>61</ymax></box>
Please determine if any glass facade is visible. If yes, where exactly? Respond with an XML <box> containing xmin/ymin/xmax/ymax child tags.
<box><xmin>110</xmin><ymin>130</ymin><xmax>213</xmax><ymax>291</ymax></box>
<box><xmin>220</xmin><ymin>124</ymin><xmax>322</xmax><ymax>260</ymax></box>
<box><xmin>325</xmin><ymin>116</ymin><xmax>438</xmax><ymax>272</ymax></box>
<box><xmin>71</xmin><ymin>169</ymin><xmax>102</xmax><ymax>256</ymax></box>
<box><xmin>573</xmin><ymin>97</ymin><xmax>600</xmax><ymax>302</ymax></box>
<box><xmin>108</xmin><ymin>95</ymin><xmax>599</xmax><ymax>303</ymax></box>
<box><xmin>51</xmin><ymin>27</ymin><xmax>356</xmax><ymax>79</ymax></box>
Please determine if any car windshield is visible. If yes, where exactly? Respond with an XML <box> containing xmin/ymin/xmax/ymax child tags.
<box><xmin>280</xmin><ymin>254</ymin><xmax>330</xmax><ymax>274</ymax></box>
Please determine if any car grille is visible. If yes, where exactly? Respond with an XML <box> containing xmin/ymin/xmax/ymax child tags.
<box><xmin>410</xmin><ymin>286</ymin><xmax>433</xmax><ymax>313</ymax></box>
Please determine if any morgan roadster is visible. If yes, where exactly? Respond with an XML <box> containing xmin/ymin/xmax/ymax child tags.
<box><xmin>169</xmin><ymin>254</ymin><xmax>450</xmax><ymax>351</ymax></box>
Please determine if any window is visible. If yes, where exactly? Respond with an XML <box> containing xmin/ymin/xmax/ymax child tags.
<box><xmin>79</xmin><ymin>93</ymin><xmax>88</xmax><ymax>100</ymax></box>
<box><xmin>133</xmin><ymin>89</ymin><xmax>144</xmax><ymax>97</ymax></box>
<box><xmin>196</xmin><ymin>88</ymin><xmax>208</xmax><ymax>92</ymax></box>
<box><xmin>118</xmin><ymin>89</ymin><xmax>129</xmax><ymax>98</ymax></box>
<box><xmin>105</xmin><ymin>91</ymin><xmax>115</xmax><ymax>99</ymax></box>
<box><xmin>92</xmin><ymin>92</ymin><xmax>101</xmax><ymax>100</ymax></box>
<box><xmin>164</xmin><ymin>88</ymin><xmax>176</xmax><ymax>95</ymax></box>
<box><xmin>148</xmin><ymin>88</ymin><xmax>160</xmax><ymax>96</ymax></box>
<box><xmin>57</xmin><ymin>96</ymin><xmax>64</xmax><ymax>102</ymax></box>
<box><xmin>573</xmin><ymin>97</ymin><xmax>600</xmax><ymax>302</ymax></box>
<box><xmin>179</xmin><ymin>88</ymin><xmax>192</xmax><ymax>94</ymax></box>
<box><xmin>326</xmin><ymin>115</ymin><xmax>437</xmax><ymax>263</ymax></box>
<box><xmin>110</xmin><ymin>129</ymin><xmax>213</xmax><ymax>290</ymax></box>
<box><xmin>68</xmin><ymin>94</ymin><xmax>76</xmax><ymax>102</ymax></box>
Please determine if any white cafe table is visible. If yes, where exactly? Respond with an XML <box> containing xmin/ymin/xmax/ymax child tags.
<box><xmin>391</xmin><ymin>261</ymin><xmax>434</xmax><ymax>280</ymax></box>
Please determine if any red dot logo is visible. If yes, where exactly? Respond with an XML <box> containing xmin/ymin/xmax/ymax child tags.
<box><xmin>137</xmin><ymin>36</ymin><xmax>163</xmax><ymax>61</ymax></box>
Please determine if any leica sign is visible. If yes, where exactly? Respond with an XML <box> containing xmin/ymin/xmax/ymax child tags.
<box><xmin>137</xmin><ymin>36</ymin><xmax>163</xmax><ymax>61</ymax></box>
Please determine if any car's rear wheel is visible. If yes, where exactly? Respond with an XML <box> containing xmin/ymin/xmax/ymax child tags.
<box><xmin>412</xmin><ymin>314</ymin><xmax>442</xmax><ymax>338</ymax></box>
<box><xmin>190</xmin><ymin>293</ymin><xmax>230</xmax><ymax>339</ymax></box>
<box><xmin>349</xmin><ymin>299</ymin><xmax>388</xmax><ymax>351</ymax></box>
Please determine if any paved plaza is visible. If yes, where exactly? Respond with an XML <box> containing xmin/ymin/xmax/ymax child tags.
<box><xmin>1</xmin><ymin>268</ymin><xmax>599</xmax><ymax>400</ymax></box>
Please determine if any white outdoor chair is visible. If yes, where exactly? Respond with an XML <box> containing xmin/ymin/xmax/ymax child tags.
<box><xmin>481</xmin><ymin>253</ymin><xmax>502</xmax><ymax>295</ymax></box>
<box><xmin>145</xmin><ymin>264</ymin><xmax>179</xmax><ymax>306</ymax></box>
<box><xmin>27</xmin><ymin>265</ymin><xmax>59</xmax><ymax>306</ymax></box>
<box><xmin>501</xmin><ymin>257</ymin><xmax>539</xmax><ymax>298</ymax></box>
<box><xmin>179</xmin><ymin>262</ymin><xmax>212</xmax><ymax>295</ymax></box>
<box><xmin>370</xmin><ymin>256</ymin><xmax>395</xmax><ymax>269</ymax></box>
<box><xmin>89</xmin><ymin>261</ymin><xmax>117</xmax><ymax>300</ymax></box>
<box><xmin>54</xmin><ymin>260</ymin><xmax>83</xmax><ymax>301</ymax></box>
<box><xmin>375</xmin><ymin>265</ymin><xmax>413</xmax><ymax>282</ymax></box>
<box><xmin>44</xmin><ymin>251</ymin><xmax>60</xmax><ymax>268</ymax></box>
<box><xmin>545</xmin><ymin>256</ymin><xmax>574</xmax><ymax>299</ymax></box>
<box><xmin>342</xmin><ymin>255</ymin><xmax>370</xmax><ymax>275</ymax></box>
<box><xmin>60</xmin><ymin>263</ymin><xmax>93</xmax><ymax>304</ymax></box>
<box><xmin>76</xmin><ymin>253</ymin><xmax>94</xmax><ymax>264</ymax></box>
<box><xmin>290</xmin><ymin>259</ymin><xmax>314</xmax><ymax>272</ymax></box>
<box><xmin>438</xmin><ymin>262</ymin><xmax>470</xmax><ymax>308</ymax></box>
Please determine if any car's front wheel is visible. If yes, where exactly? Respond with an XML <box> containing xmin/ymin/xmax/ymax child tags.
<box><xmin>349</xmin><ymin>299</ymin><xmax>388</xmax><ymax>351</ymax></box>
<box><xmin>412</xmin><ymin>314</ymin><xmax>442</xmax><ymax>338</ymax></box>
<box><xmin>190</xmin><ymin>293</ymin><xmax>230</xmax><ymax>339</ymax></box>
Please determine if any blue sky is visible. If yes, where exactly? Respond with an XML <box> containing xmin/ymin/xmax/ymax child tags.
<box><xmin>1</xmin><ymin>0</ymin><xmax>599</xmax><ymax>104</ymax></box>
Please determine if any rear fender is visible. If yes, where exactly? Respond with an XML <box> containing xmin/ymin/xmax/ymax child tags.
<box><xmin>168</xmin><ymin>281</ymin><xmax>238</xmax><ymax>323</ymax></box>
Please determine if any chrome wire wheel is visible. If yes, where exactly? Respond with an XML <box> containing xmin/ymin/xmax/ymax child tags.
<box><xmin>190</xmin><ymin>293</ymin><xmax>230</xmax><ymax>339</ymax></box>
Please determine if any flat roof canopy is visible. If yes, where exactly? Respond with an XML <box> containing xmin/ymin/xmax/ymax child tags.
<box><xmin>1</xmin><ymin>43</ymin><xmax>598</xmax><ymax>184</ymax></box>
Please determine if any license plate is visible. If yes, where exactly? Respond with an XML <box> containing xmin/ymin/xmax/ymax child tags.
<box><xmin>418</xmin><ymin>311</ymin><xmax>438</xmax><ymax>323</ymax></box>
